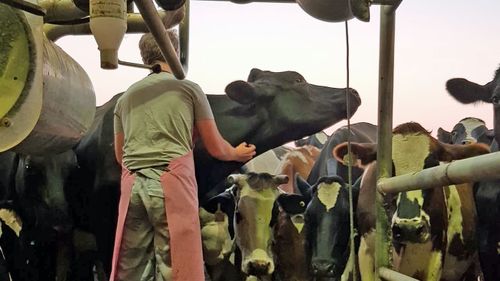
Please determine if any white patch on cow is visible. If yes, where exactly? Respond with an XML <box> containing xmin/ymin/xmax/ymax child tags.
<box><xmin>358</xmin><ymin>231</ymin><xmax>375</xmax><ymax>281</ymax></box>
<box><xmin>392</xmin><ymin>134</ymin><xmax>431</xmax><ymax>231</ymax></box>
<box><xmin>237</xmin><ymin>178</ymin><xmax>279</xmax><ymax>276</ymax></box>
<box><xmin>444</xmin><ymin>185</ymin><xmax>464</xmax><ymax>243</ymax></box>
<box><xmin>0</xmin><ymin>208</ymin><xmax>22</xmax><ymax>237</ymax></box>
<box><xmin>393</xmin><ymin>241</ymin><xmax>442</xmax><ymax>280</ymax></box>
<box><xmin>288</xmin><ymin>150</ymin><xmax>309</xmax><ymax>165</ymax></box>
<box><xmin>291</xmin><ymin>214</ymin><xmax>305</xmax><ymax>234</ymax></box>
<box><xmin>315</xmin><ymin>131</ymin><xmax>328</xmax><ymax>145</ymax></box>
<box><xmin>460</xmin><ymin>118</ymin><xmax>485</xmax><ymax>143</ymax></box>
<box><xmin>244</xmin><ymin>150</ymin><xmax>283</xmax><ymax>174</ymax></box>
<box><xmin>317</xmin><ymin>182</ymin><xmax>341</xmax><ymax>212</ymax></box>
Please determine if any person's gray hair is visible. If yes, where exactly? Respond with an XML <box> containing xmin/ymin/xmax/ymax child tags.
<box><xmin>139</xmin><ymin>29</ymin><xmax>180</xmax><ymax>65</ymax></box>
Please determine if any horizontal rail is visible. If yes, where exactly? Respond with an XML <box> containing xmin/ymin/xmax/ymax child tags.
<box><xmin>379</xmin><ymin>267</ymin><xmax>418</xmax><ymax>281</ymax></box>
<box><xmin>378</xmin><ymin>151</ymin><xmax>500</xmax><ymax>194</ymax></box>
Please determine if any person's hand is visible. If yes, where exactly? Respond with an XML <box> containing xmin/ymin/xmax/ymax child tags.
<box><xmin>234</xmin><ymin>142</ymin><xmax>257</xmax><ymax>162</ymax></box>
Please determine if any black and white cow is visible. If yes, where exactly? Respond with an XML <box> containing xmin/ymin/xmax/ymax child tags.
<box><xmin>334</xmin><ymin>122</ymin><xmax>488</xmax><ymax>281</ymax></box>
<box><xmin>70</xmin><ymin>69</ymin><xmax>361</xmax><ymax>278</ymax></box>
<box><xmin>437</xmin><ymin>117</ymin><xmax>494</xmax><ymax>145</ymax></box>
<box><xmin>445</xmin><ymin>66</ymin><xmax>500</xmax><ymax>281</ymax></box>
<box><xmin>307</xmin><ymin>122</ymin><xmax>377</xmax><ymax>187</ymax></box>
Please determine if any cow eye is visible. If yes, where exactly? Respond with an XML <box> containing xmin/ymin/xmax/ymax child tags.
<box><xmin>492</xmin><ymin>96</ymin><xmax>500</xmax><ymax>105</ymax></box>
<box><xmin>451</xmin><ymin>131</ymin><xmax>457</xmax><ymax>137</ymax></box>
<box><xmin>295</xmin><ymin>77</ymin><xmax>304</xmax><ymax>83</ymax></box>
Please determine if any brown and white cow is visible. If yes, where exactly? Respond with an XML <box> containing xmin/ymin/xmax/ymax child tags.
<box><xmin>227</xmin><ymin>173</ymin><xmax>288</xmax><ymax>279</ymax></box>
<box><xmin>275</xmin><ymin>145</ymin><xmax>321</xmax><ymax>194</ymax></box>
<box><xmin>334</xmin><ymin>122</ymin><xmax>488</xmax><ymax>281</ymax></box>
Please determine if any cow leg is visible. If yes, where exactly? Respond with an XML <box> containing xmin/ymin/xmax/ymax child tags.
<box><xmin>358</xmin><ymin>232</ymin><xmax>375</xmax><ymax>281</ymax></box>
<box><xmin>55</xmin><ymin>233</ymin><xmax>71</xmax><ymax>281</ymax></box>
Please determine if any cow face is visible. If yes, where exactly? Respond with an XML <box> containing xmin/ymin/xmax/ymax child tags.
<box><xmin>223</xmin><ymin>69</ymin><xmax>361</xmax><ymax>151</ymax></box>
<box><xmin>446</xmin><ymin>66</ymin><xmax>500</xmax><ymax>144</ymax></box>
<box><xmin>229</xmin><ymin>173</ymin><xmax>287</xmax><ymax>277</ymax></box>
<box><xmin>199</xmin><ymin>207</ymin><xmax>233</xmax><ymax>266</ymax></box>
<box><xmin>274</xmin><ymin>193</ymin><xmax>310</xmax><ymax>281</ymax></box>
<box><xmin>304</xmin><ymin>176</ymin><xmax>351</xmax><ymax>279</ymax></box>
<box><xmin>15</xmin><ymin>150</ymin><xmax>79</xmax><ymax>229</ymax></box>
<box><xmin>437</xmin><ymin>117</ymin><xmax>493</xmax><ymax>145</ymax></box>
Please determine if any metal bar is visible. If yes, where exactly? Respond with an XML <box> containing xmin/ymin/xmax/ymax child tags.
<box><xmin>134</xmin><ymin>0</ymin><xmax>185</xmax><ymax>79</ymax></box>
<box><xmin>192</xmin><ymin>0</ymin><xmax>294</xmax><ymax>3</ymax></box>
<box><xmin>371</xmin><ymin>0</ymin><xmax>402</xmax><ymax>6</ymax></box>
<box><xmin>178</xmin><ymin>0</ymin><xmax>189</xmax><ymax>72</ymax></box>
<box><xmin>38</xmin><ymin>0</ymin><xmax>87</xmax><ymax>21</ymax></box>
<box><xmin>375</xmin><ymin>3</ymin><xmax>398</xmax><ymax>281</ymax></box>
<box><xmin>0</xmin><ymin>0</ymin><xmax>46</xmax><ymax>16</ymax></box>
<box><xmin>378</xmin><ymin>151</ymin><xmax>500</xmax><ymax>194</ymax></box>
<box><xmin>44</xmin><ymin>11</ymin><xmax>172</xmax><ymax>41</ymax></box>
<box><xmin>379</xmin><ymin>267</ymin><xmax>419</xmax><ymax>281</ymax></box>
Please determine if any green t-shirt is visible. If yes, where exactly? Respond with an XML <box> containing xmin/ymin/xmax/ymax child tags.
<box><xmin>114</xmin><ymin>72</ymin><xmax>214</xmax><ymax>170</ymax></box>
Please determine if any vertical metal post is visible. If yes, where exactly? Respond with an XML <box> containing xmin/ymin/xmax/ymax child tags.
<box><xmin>375</xmin><ymin>2</ymin><xmax>400</xmax><ymax>280</ymax></box>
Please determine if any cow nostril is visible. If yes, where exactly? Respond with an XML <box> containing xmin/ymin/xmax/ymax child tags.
<box><xmin>392</xmin><ymin>226</ymin><xmax>402</xmax><ymax>239</ymax></box>
<box><xmin>416</xmin><ymin>225</ymin><xmax>424</xmax><ymax>235</ymax></box>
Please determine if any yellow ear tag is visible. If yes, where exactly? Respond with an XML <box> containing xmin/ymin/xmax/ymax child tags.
<box><xmin>343</xmin><ymin>152</ymin><xmax>357</xmax><ymax>166</ymax></box>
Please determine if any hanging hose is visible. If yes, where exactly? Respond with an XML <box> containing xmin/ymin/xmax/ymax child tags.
<box><xmin>344</xmin><ymin>20</ymin><xmax>357</xmax><ymax>281</ymax></box>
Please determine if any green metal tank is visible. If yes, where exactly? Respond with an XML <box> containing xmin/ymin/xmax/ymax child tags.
<box><xmin>0</xmin><ymin>3</ymin><xmax>95</xmax><ymax>155</ymax></box>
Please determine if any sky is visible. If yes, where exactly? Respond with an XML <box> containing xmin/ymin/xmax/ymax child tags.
<box><xmin>57</xmin><ymin>0</ymin><xmax>500</xmax><ymax>138</ymax></box>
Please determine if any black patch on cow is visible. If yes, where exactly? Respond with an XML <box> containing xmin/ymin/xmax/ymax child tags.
<box><xmin>396</xmin><ymin>193</ymin><xmax>420</xmax><ymax>220</ymax></box>
<box><xmin>277</xmin><ymin>194</ymin><xmax>307</xmax><ymax>215</ymax></box>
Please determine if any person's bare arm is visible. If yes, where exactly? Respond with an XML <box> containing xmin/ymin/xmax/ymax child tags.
<box><xmin>196</xmin><ymin>119</ymin><xmax>256</xmax><ymax>162</ymax></box>
<box><xmin>114</xmin><ymin>132</ymin><xmax>124</xmax><ymax>165</ymax></box>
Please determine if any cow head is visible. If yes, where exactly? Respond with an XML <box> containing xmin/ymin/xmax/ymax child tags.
<box><xmin>15</xmin><ymin>150</ymin><xmax>79</xmax><ymax>230</ymax></box>
<box><xmin>303</xmin><ymin>176</ymin><xmax>353</xmax><ymax>279</ymax></box>
<box><xmin>228</xmin><ymin>172</ymin><xmax>287</xmax><ymax>277</ymax></box>
<box><xmin>334</xmin><ymin>122</ymin><xmax>489</xmax><ymax>247</ymax></box>
<box><xmin>274</xmin><ymin>192</ymin><xmax>310</xmax><ymax>281</ymax></box>
<box><xmin>222</xmin><ymin>68</ymin><xmax>361</xmax><ymax>152</ymax></box>
<box><xmin>437</xmin><ymin>117</ymin><xmax>493</xmax><ymax>145</ymax></box>
<box><xmin>199</xmin><ymin>206</ymin><xmax>233</xmax><ymax>266</ymax></box>
<box><xmin>446</xmin><ymin>66</ymin><xmax>500</xmax><ymax>145</ymax></box>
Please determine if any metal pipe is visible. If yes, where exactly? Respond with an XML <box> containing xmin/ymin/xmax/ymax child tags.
<box><xmin>134</xmin><ymin>0</ymin><xmax>185</xmax><ymax>79</ymax></box>
<box><xmin>375</xmin><ymin>4</ymin><xmax>398</xmax><ymax>280</ymax></box>
<box><xmin>44</xmin><ymin>11</ymin><xmax>170</xmax><ymax>41</ymax></box>
<box><xmin>178</xmin><ymin>0</ymin><xmax>189</xmax><ymax>72</ymax></box>
<box><xmin>378</xmin><ymin>151</ymin><xmax>500</xmax><ymax>194</ymax></box>
<box><xmin>379</xmin><ymin>267</ymin><xmax>418</xmax><ymax>281</ymax></box>
<box><xmin>192</xmin><ymin>0</ymin><xmax>294</xmax><ymax>3</ymax></box>
<box><xmin>38</xmin><ymin>0</ymin><xmax>87</xmax><ymax>22</ymax></box>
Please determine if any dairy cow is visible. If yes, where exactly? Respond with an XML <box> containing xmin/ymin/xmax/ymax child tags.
<box><xmin>334</xmin><ymin>122</ymin><xmax>488</xmax><ymax>281</ymax></box>
<box><xmin>307</xmin><ymin>122</ymin><xmax>377</xmax><ymax>187</ymax></box>
<box><xmin>445</xmin><ymin>66</ymin><xmax>500</xmax><ymax>281</ymax></box>
<box><xmin>71</xmin><ymin>68</ymin><xmax>360</xmax><ymax>277</ymax></box>
<box><xmin>437</xmin><ymin>117</ymin><xmax>493</xmax><ymax>145</ymax></box>
<box><xmin>225</xmin><ymin>173</ymin><xmax>287</xmax><ymax>279</ymax></box>
<box><xmin>275</xmin><ymin>145</ymin><xmax>321</xmax><ymax>194</ymax></box>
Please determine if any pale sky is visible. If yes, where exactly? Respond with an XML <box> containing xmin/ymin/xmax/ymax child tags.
<box><xmin>57</xmin><ymin>0</ymin><xmax>500</xmax><ymax>137</ymax></box>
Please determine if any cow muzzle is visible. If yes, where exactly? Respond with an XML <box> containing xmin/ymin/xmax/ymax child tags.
<box><xmin>311</xmin><ymin>259</ymin><xmax>340</xmax><ymax>278</ymax></box>
<box><xmin>243</xmin><ymin>249</ymin><xmax>274</xmax><ymax>276</ymax></box>
<box><xmin>392</xmin><ymin>219</ymin><xmax>430</xmax><ymax>243</ymax></box>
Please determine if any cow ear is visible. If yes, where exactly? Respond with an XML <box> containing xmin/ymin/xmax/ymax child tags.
<box><xmin>273</xmin><ymin>174</ymin><xmax>289</xmax><ymax>186</ymax></box>
<box><xmin>446</xmin><ymin>78</ymin><xmax>492</xmax><ymax>104</ymax></box>
<box><xmin>204</xmin><ymin>189</ymin><xmax>234</xmax><ymax>214</ymax></box>
<box><xmin>437</xmin><ymin>127</ymin><xmax>452</xmax><ymax>144</ymax></box>
<box><xmin>295</xmin><ymin>174</ymin><xmax>312</xmax><ymax>203</ymax></box>
<box><xmin>437</xmin><ymin>142</ymin><xmax>490</xmax><ymax>162</ymax></box>
<box><xmin>333</xmin><ymin>142</ymin><xmax>377</xmax><ymax>167</ymax></box>
<box><xmin>276</xmin><ymin>193</ymin><xmax>308</xmax><ymax>215</ymax></box>
<box><xmin>225</xmin><ymin>80</ymin><xmax>257</xmax><ymax>105</ymax></box>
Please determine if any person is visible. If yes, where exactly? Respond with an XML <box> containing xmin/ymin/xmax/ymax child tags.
<box><xmin>110</xmin><ymin>29</ymin><xmax>256</xmax><ymax>281</ymax></box>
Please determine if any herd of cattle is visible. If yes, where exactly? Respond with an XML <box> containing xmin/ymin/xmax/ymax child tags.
<box><xmin>0</xmin><ymin>65</ymin><xmax>499</xmax><ymax>281</ymax></box>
